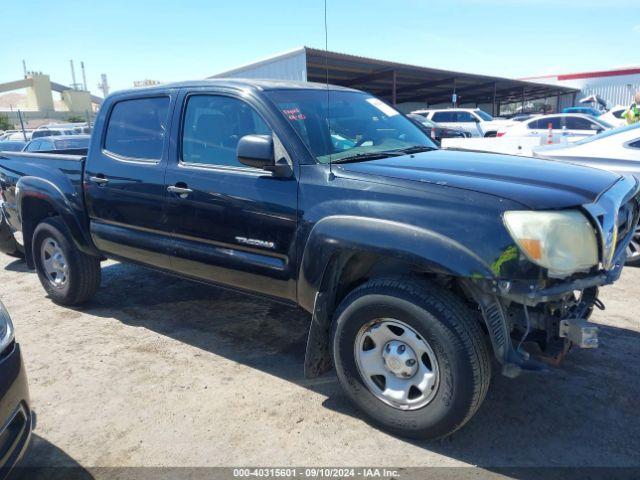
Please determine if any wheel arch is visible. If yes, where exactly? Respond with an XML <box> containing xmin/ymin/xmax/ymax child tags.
<box><xmin>17</xmin><ymin>176</ymin><xmax>98</xmax><ymax>268</ymax></box>
<box><xmin>299</xmin><ymin>215</ymin><xmax>496</xmax><ymax>378</ymax></box>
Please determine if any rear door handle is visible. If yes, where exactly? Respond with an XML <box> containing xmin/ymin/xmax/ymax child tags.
<box><xmin>89</xmin><ymin>176</ymin><xmax>108</xmax><ymax>185</ymax></box>
<box><xmin>167</xmin><ymin>185</ymin><xmax>193</xmax><ymax>197</ymax></box>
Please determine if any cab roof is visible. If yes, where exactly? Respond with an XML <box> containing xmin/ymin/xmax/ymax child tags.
<box><xmin>112</xmin><ymin>78</ymin><xmax>361</xmax><ymax>97</ymax></box>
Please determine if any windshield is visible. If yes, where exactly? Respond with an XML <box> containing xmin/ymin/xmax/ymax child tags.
<box><xmin>475</xmin><ymin>110</ymin><xmax>493</xmax><ymax>121</ymax></box>
<box><xmin>265</xmin><ymin>90</ymin><xmax>437</xmax><ymax>163</ymax></box>
<box><xmin>572</xmin><ymin>122</ymin><xmax>640</xmax><ymax>146</ymax></box>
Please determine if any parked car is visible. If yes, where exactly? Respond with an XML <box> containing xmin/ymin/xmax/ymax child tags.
<box><xmin>73</xmin><ymin>125</ymin><xmax>92</xmax><ymax>134</ymax></box>
<box><xmin>533</xmin><ymin>123</ymin><xmax>640</xmax><ymax>265</ymax></box>
<box><xmin>0</xmin><ymin>301</ymin><xmax>32</xmax><ymax>478</ymax></box>
<box><xmin>562</xmin><ymin>106</ymin><xmax>601</xmax><ymax>116</ymax></box>
<box><xmin>406</xmin><ymin>113</ymin><xmax>469</xmax><ymax>143</ymax></box>
<box><xmin>0</xmin><ymin>131</ymin><xmax>19</xmax><ymax>141</ymax></box>
<box><xmin>412</xmin><ymin>108</ymin><xmax>511</xmax><ymax>137</ymax></box>
<box><xmin>31</xmin><ymin>128</ymin><xmax>77</xmax><ymax>140</ymax></box>
<box><xmin>509</xmin><ymin>114</ymin><xmax>538</xmax><ymax>122</ymax></box>
<box><xmin>0</xmin><ymin>79</ymin><xmax>638</xmax><ymax>439</ymax></box>
<box><xmin>0</xmin><ymin>141</ymin><xmax>27</xmax><ymax>152</ymax></box>
<box><xmin>2</xmin><ymin>132</ymin><xmax>33</xmax><ymax>142</ymax></box>
<box><xmin>497</xmin><ymin>113</ymin><xmax>613</xmax><ymax>141</ymax></box>
<box><xmin>22</xmin><ymin>135</ymin><xmax>91</xmax><ymax>153</ymax></box>
<box><xmin>600</xmin><ymin>105</ymin><xmax>628</xmax><ymax>128</ymax></box>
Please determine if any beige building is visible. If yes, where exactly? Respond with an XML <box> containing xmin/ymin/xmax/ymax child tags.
<box><xmin>0</xmin><ymin>73</ymin><xmax>102</xmax><ymax>114</ymax></box>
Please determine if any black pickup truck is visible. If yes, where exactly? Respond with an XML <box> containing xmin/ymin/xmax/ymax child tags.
<box><xmin>0</xmin><ymin>80</ymin><xmax>638</xmax><ymax>439</ymax></box>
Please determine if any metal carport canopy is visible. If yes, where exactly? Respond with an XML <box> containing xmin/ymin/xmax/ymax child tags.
<box><xmin>303</xmin><ymin>47</ymin><xmax>577</xmax><ymax>108</ymax></box>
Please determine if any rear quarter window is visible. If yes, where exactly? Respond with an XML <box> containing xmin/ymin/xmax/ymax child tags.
<box><xmin>104</xmin><ymin>96</ymin><xmax>170</xmax><ymax>160</ymax></box>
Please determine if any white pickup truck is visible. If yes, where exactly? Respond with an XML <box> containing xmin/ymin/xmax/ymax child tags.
<box><xmin>411</xmin><ymin>108</ymin><xmax>511</xmax><ymax>137</ymax></box>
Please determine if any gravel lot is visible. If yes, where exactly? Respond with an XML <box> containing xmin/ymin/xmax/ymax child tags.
<box><xmin>1</xmin><ymin>255</ymin><xmax>639</xmax><ymax>476</ymax></box>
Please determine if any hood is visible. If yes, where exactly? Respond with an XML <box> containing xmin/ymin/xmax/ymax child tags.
<box><xmin>483</xmin><ymin>119</ymin><xmax>516</xmax><ymax>133</ymax></box>
<box><xmin>484</xmin><ymin>119</ymin><xmax>513</xmax><ymax>127</ymax></box>
<box><xmin>531</xmin><ymin>143</ymin><xmax>576</xmax><ymax>159</ymax></box>
<box><xmin>338</xmin><ymin>149</ymin><xmax>620</xmax><ymax>210</ymax></box>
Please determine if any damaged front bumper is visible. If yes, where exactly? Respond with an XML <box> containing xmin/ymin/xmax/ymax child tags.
<box><xmin>464</xmin><ymin>176</ymin><xmax>640</xmax><ymax>377</ymax></box>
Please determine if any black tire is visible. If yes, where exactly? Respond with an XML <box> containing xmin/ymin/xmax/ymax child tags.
<box><xmin>32</xmin><ymin>217</ymin><xmax>101</xmax><ymax>305</ymax></box>
<box><xmin>484</xmin><ymin>131</ymin><xmax>497</xmax><ymax>137</ymax></box>
<box><xmin>331</xmin><ymin>276</ymin><xmax>491</xmax><ymax>439</ymax></box>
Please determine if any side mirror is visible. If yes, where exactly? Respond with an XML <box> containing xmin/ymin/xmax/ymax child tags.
<box><xmin>237</xmin><ymin>134</ymin><xmax>292</xmax><ymax>177</ymax></box>
<box><xmin>237</xmin><ymin>134</ymin><xmax>274</xmax><ymax>169</ymax></box>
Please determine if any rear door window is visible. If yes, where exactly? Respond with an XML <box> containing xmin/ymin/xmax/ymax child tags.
<box><xmin>104</xmin><ymin>96</ymin><xmax>170</xmax><ymax>160</ymax></box>
<box><xmin>455</xmin><ymin>111</ymin><xmax>476</xmax><ymax>122</ymax></box>
<box><xmin>565</xmin><ymin>116</ymin><xmax>599</xmax><ymax>131</ymax></box>
<box><xmin>432</xmin><ymin>112</ymin><xmax>455</xmax><ymax>122</ymax></box>
<box><xmin>531</xmin><ymin>117</ymin><xmax>561</xmax><ymax>129</ymax></box>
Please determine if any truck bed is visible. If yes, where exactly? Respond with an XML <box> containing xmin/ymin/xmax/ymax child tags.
<box><xmin>0</xmin><ymin>151</ymin><xmax>86</xmax><ymax>237</ymax></box>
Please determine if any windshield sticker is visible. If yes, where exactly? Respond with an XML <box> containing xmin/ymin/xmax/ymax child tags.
<box><xmin>283</xmin><ymin>107</ymin><xmax>306</xmax><ymax>121</ymax></box>
<box><xmin>366</xmin><ymin>98</ymin><xmax>399</xmax><ymax>117</ymax></box>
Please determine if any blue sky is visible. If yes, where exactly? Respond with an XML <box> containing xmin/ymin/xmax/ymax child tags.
<box><xmin>3</xmin><ymin>0</ymin><xmax>639</xmax><ymax>96</ymax></box>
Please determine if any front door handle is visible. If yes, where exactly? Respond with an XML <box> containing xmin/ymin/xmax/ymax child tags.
<box><xmin>167</xmin><ymin>185</ymin><xmax>193</xmax><ymax>197</ymax></box>
<box><xmin>89</xmin><ymin>176</ymin><xmax>109</xmax><ymax>186</ymax></box>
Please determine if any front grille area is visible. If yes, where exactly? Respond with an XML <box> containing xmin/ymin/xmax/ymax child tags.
<box><xmin>0</xmin><ymin>406</ymin><xmax>27</xmax><ymax>463</ymax></box>
<box><xmin>615</xmin><ymin>200</ymin><xmax>638</xmax><ymax>253</ymax></box>
<box><xmin>0</xmin><ymin>341</ymin><xmax>15</xmax><ymax>362</ymax></box>
<box><xmin>584</xmin><ymin>176</ymin><xmax>640</xmax><ymax>270</ymax></box>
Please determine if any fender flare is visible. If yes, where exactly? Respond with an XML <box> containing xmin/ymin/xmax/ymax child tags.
<box><xmin>298</xmin><ymin>215</ymin><xmax>496</xmax><ymax>378</ymax></box>
<box><xmin>16</xmin><ymin>176</ymin><xmax>99</xmax><ymax>266</ymax></box>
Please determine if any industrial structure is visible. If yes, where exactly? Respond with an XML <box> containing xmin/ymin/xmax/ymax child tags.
<box><xmin>211</xmin><ymin>47</ymin><xmax>578</xmax><ymax>115</ymax></box>
<box><xmin>0</xmin><ymin>72</ymin><xmax>103</xmax><ymax>113</ymax></box>
<box><xmin>522</xmin><ymin>67</ymin><xmax>640</xmax><ymax>108</ymax></box>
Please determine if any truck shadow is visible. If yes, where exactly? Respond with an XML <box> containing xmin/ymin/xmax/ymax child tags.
<box><xmin>79</xmin><ymin>262</ymin><xmax>640</xmax><ymax>471</ymax></box>
<box><xmin>19</xmin><ymin>434</ymin><xmax>94</xmax><ymax>479</ymax></box>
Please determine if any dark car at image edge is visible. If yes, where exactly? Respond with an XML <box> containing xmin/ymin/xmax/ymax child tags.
<box><xmin>0</xmin><ymin>301</ymin><xmax>31</xmax><ymax>479</ymax></box>
<box><xmin>0</xmin><ymin>79</ymin><xmax>638</xmax><ymax>439</ymax></box>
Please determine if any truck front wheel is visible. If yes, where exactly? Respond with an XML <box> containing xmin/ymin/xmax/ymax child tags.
<box><xmin>32</xmin><ymin>217</ymin><xmax>101</xmax><ymax>305</ymax></box>
<box><xmin>331</xmin><ymin>277</ymin><xmax>491</xmax><ymax>439</ymax></box>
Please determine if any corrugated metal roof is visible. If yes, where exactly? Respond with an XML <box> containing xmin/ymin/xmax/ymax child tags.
<box><xmin>303</xmin><ymin>48</ymin><xmax>576</xmax><ymax>105</ymax></box>
<box><xmin>211</xmin><ymin>46</ymin><xmax>577</xmax><ymax>107</ymax></box>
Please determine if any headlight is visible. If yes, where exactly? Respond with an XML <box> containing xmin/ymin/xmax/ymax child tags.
<box><xmin>503</xmin><ymin>210</ymin><xmax>598</xmax><ymax>278</ymax></box>
<box><xmin>0</xmin><ymin>301</ymin><xmax>15</xmax><ymax>353</ymax></box>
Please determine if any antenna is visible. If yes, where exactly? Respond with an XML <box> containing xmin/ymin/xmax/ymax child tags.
<box><xmin>324</xmin><ymin>0</ymin><xmax>332</xmax><ymax>174</ymax></box>
<box><xmin>81</xmin><ymin>61</ymin><xmax>88</xmax><ymax>91</ymax></box>
<box><xmin>22</xmin><ymin>60</ymin><xmax>27</xmax><ymax>78</ymax></box>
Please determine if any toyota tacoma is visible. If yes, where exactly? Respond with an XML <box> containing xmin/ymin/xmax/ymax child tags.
<box><xmin>0</xmin><ymin>80</ymin><xmax>638</xmax><ymax>439</ymax></box>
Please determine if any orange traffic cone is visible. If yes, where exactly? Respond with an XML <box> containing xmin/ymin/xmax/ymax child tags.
<box><xmin>547</xmin><ymin>123</ymin><xmax>553</xmax><ymax>144</ymax></box>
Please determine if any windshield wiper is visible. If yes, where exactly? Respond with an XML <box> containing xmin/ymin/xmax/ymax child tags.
<box><xmin>330</xmin><ymin>151</ymin><xmax>405</xmax><ymax>164</ymax></box>
<box><xmin>392</xmin><ymin>145</ymin><xmax>438</xmax><ymax>154</ymax></box>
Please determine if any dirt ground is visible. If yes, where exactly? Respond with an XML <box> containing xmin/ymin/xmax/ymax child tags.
<box><xmin>1</xmin><ymin>256</ymin><xmax>639</xmax><ymax>476</ymax></box>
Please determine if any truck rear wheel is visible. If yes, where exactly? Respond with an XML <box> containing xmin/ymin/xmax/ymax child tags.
<box><xmin>32</xmin><ymin>217</ymin><xmax>101</xmax><ymax>305</ymax></box>
<box><xmin>331</xmin><ymin>276</ymin><xmax>491</xmax><ymax>439</ymax></box>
